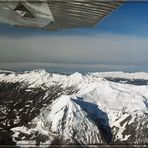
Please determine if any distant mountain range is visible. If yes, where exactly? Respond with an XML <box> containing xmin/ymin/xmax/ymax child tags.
<box><xmin>0</xmin><ymin>69</ymin><xmax>147</xmax><ymax>147</ymax></box>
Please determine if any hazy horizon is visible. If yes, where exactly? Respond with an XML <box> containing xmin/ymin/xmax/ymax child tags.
<box><xmin>1</xmin><ymin>2</ymin><xmax>148</xmax><ymax>72</ymax></box>
<box><xmin>1</xmin><ymin>62</ymin><xmax>148</xmax><ymax>74</ymax></box>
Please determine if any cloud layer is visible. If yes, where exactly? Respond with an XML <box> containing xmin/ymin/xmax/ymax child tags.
<box><xmin>0</xmin><ymin>33</ymin><xmax>148</xmax><ymax>66</ymax></box>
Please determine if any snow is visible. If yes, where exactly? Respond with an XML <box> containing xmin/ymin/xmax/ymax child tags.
<box><xmin>0</xmin><ymin>69</ymin><xmax>148</xmax><ymax>145</ymax></box>
<box><xmin>0</xmin><ymin>69</ymin><xmax>15</xmax><ymax>74</ymax></box>
<box><xmin>0</xmin><ymin>68</ymin><xmax>147</xmax><ymax>114</ymax></box>
<box><xmin>42</xmin><ymin>95</ymin><xmax>104</xmax><ymax>144</ymax></box>
<box><xmin>90</xmin><ymin>71</ymin><xmax>148</xmax><ymax>80</ymax></box>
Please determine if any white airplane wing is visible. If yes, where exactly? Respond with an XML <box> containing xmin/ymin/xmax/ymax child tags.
<box><xmin>0</xmin><ymin>0</ymin><xmax>124</xmax><ymax>30</ymax></box>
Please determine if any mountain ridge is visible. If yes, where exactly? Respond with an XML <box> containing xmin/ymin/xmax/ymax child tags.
<box><xmin>0</xmin><ymin>69</ymin><xmax>147</xmax><ymax>147</ymax></box>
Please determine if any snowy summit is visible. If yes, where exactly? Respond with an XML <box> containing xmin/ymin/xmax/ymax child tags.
<box><xmin>0</xmin><ymin>69</ymin><xmax>147</xmax><ymax>147</ymax></box>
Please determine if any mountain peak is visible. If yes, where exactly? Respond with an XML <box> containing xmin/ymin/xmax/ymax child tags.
<box><xmin>0</xmin><ymin>70</ymin><xmax>147</xmax><ymax>146</ymax></box>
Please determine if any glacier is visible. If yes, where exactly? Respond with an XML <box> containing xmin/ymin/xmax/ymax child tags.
<box><xmin>0</xmin><ymin>69</ymin><xmax>147</xmax><ymax>147</ymax></box>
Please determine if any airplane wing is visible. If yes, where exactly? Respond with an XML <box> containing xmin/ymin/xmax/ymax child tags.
<box><xmin>0</xmin><ymin>0</ymin><xmax>124</xmax><ymax>31</ymax></box>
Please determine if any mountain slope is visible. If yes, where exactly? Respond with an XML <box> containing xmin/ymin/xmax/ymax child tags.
<box><xmin>0</xmin><ymin>70</ymin><xmax>147</xmax><ymax>147</ymax></box>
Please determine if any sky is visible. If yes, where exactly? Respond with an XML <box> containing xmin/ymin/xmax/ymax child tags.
<box><xmin>1</xmin><ymin>2</ymin><xmax>148</xmax><ymax>72</ymax></box>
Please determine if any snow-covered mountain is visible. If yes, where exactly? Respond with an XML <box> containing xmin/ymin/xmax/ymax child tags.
<box><xmin>0</xmin><ymin>69</ymin><xmax>147</xmax><ymax>147</ymax></box>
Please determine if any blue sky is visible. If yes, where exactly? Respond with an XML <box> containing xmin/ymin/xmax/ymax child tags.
<box><xmin>96</xmin><ymin>2</ymin><xmax>148</xmax><ymax>37</ymax></box>
<box><xmin>1</xmin><ymin>2</ymin><xmax>148</xmax><ymax>72</ymax></box>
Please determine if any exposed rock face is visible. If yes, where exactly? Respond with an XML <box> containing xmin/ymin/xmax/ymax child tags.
<box><xmin>0</xmin><ymin>70</ymin><xmax>147</xmax><ymax>147</ymax></box>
